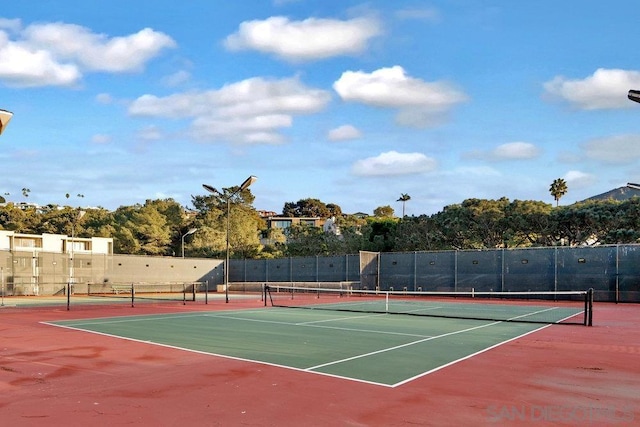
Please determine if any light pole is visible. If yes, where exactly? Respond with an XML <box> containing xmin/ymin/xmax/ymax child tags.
<box><xmin>69</xmin><ymin>210</ymin><xmax>86</xmax><ymax>293</ymax></box>
<box><xmin>0</xmin><ymin>109</ymin><xmax>13</xmax><ymax>136</ymax></box>
<box><xmin>629</xmin><ymin>90</ymin><xmax>640</xmax><ymax>104</ymax></box>
<box><xmin>203</xmin><ymin>175</ymin><xmax>257</xmax><ymax>303</ymax></box>
<box><xmin>181</xmin><ymin>228</ymin><xmax>198</xmax><ymax>258</ymax></box>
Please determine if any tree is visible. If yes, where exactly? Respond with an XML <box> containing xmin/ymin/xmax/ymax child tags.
<box><xmin>373</xmin><ymin>205</ymin><xmax>394</xmax><ymax>218</ymax></box>
<box><xmin>0</xmin><ymin>204</ymin><xmax>31</xmax><ymax>231</ymax></box>
<box><xmin>549</xmin><ymin>178</ymin><xmax>568</xmax><ymax>207</ymax></box>
<box><xmin>391</xmin><ymin>215</ymin><xmax>436</xmax><ymax>251</ymax></box>
<box><xmin>505</xmin><ymin>200</ymin><xmax>553</xmax><ymax>246</ymax></box>
<box><xmin>326</xmin><ymin>203</ymin><xmax>343</xmax><ymax>218</ymax></box>
<box><xmin>285</xmin><ymin>223</ymin><xmax>343</xmax><ymax>256</ymax></box>
<box><xmin>190</xmin><ymin>188</ymin><xmax>263</xmax><ymax>259</ymax></box>
<box><xmin>365</xmin><ymin>218</ymin><xmax>397</xmax><ymax>252</ymax></box>
<box><xmin>282</xmin><ymin>198</ymin><xmax>331</xmax><ymax>218</ymax></box>
<box><xmin>397</xmin><ymin>193</ymin><xmax>411</xmax><ymax>217</ymax></box>
<box><xmin>110</xmin><ymin>203</ymin><xmax>173</xmax><ymax>255</ymax></box>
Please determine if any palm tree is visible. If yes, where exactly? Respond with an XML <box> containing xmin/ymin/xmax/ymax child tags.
<box><xmin>549</xmin><ymin>179</ymin><xmax>568</xmax><ymax>207</ymax></box>
<box><xmin>397</xmin><ymin>193</ymin><xmax>411</xmax><ymax>217</ymax></box>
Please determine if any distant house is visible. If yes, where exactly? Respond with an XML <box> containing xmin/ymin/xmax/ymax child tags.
<box><xmin>351</xmin><ymin>212</ymin><xmax>369</xmax><ymax>219</ymax></box>
<box><xmin>265</xmin><ymin>216</ymin><xmax>323</xmax><ymax>232</ymax></box>
<box><xmin>583</xmin><ymin>183</ymin><xmax>640</xmax><ymax>202</ymax></box>
<box><xmin>257</xmin><ymin>210</ymin><xmax>278</xmax><ymax>218</ymax></box>
<box><xmin>322</xmin><ymin>216</ymin><xmax>341</xmax><ymax>236</ymax></box>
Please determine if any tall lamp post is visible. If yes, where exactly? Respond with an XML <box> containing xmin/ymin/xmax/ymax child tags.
<box><xmin>203</xmin><ymin>175</ymin><xmax>257</xmax><ymax>303</ymax></box>
<box><xmin>181</xmin><ymin>228</ymin><xmax>198</xmax><ymax>258</ymax></box>
<box><xmin>69</xmin><ymin>210</ymin><xmax>86</xmax><ymax>293</ymax></box>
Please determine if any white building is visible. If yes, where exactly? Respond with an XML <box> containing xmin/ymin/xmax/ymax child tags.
<box><xmin>0</xmin><ymin>231</ymin><xmax>113</xmax><ymax>255</ymax></box>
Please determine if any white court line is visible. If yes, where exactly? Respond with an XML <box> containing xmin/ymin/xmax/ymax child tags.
<box><xmin>42</xmin><ymin>307</ymin><xmax>569</xmax><ymax>388</ymax></box>
<box><xmin>392</xmin><ymin>324</ymin><xmax>552</xmax><ymax>387</ymax></box>
<box><xmin>44</xmin><ymin>312</ymin><xmax>211</xmax><ymax>327</ymax></box>
<box><xmin>305</xmin><ymin>321</ymin><xmax>502</xmax><ymax>371</ymax></box>
<box><xmin>203</xmin><ymin>312</ymin><xmax>433</xmax><ymax>338</ymax></box>
<box><xmin>296</xmin><ymin>312</ymin><xmax>387</xmax><ymax>325</ymax></box>
<box><xmin>508</xmin><ymin>306</ymin><xmax>558</xmax><ymax>320</ymax></box>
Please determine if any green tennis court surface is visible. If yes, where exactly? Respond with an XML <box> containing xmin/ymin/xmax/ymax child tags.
<box><xmin>44</xmin><ymin>307</ymin><xmax>564</xmax><ymax>387</ymax></box>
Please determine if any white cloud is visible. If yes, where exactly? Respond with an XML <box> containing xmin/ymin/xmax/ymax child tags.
<box><xmin>23</xmin><ymin>24</ymin><xmax>176</xmax><ymax>72</ymax></box>
<box><xmin>328</xmin><ymin>125</ymin><xmax>362</xmax><ymax>141</ymax></box>
<box><xmin>564</xmin><ymin>170</ymin><xmax>596</xmax><ymax>189</ymax></box>
<box><xmin>333</xmin><ymin>66</ymin><xmax>467</xmax><ymax>127</ymax></box>
<box><xmin>352</xmin><ymin>151</ymin><xmax>437</xmax><ymax>176</ymax></box>
<box><xmin>491</xmin><ymin>142</ymin><xmax>540</xmax><ymax>160</ymax></box>
<box><xmin>128</xmin><ymin>76</ymin><xmax>332</xmax><ymax>144</ymax></box>
<box><xmin>95</xmin><ymin>93</ymin><xmax>113</xmax><ymax>104</ymax></box>
<box><xmin>162</xmin><ymin>70</ymin><xmax>191</xmax><ymax>87</ymax></box>
<box><xmin>0</xmin><ymin>22</ymin><xmax>175</xmax><ymax>87</ymax></box>
<box><xmin>583</xmin><ymin>134</ymin><xmax>640</xmax><ymax>164</ymax></box>
<box><xmin>91</xmin><ymin>134</ymin><xmax>111</xmax><ymax>144</ymax></box>
<box><xmin>0</xmin><ymin>35</ymin><xmax>81</xmax><ymax>87</ymax></box>
<box><xmin>464</xmin><ymin>142</ymin><xmax>541</xmax><ymax>161</ymax></box>
<box><xmin>136</xmin><ymin>125</ymin><xmax>164</xmax><ymax>141</ymax></box>
<box><xmin>444</xmin><ymin>165</ymin><xmax>501</xmax><ymax>177</ymax></box>
<box><xmin>544</xmin><ymin>68</ymin><xmax>640</xmax><ymax>110</ymax></box>
<box><xmin>224</xmin><ymin>16</ymin><xmax>382</xmax><ymax>61</ymax></box>
<box><xmin>0</xmin><ymin>18</ymin><xmax>22</xmax><ymax>32</ymax></box>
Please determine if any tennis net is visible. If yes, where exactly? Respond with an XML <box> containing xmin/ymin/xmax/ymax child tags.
<box><xmin>86</xmin><ymin>282</ymin><xmax>200</xmax><ymax>305</ymax></box>
<box><xmin>264</xmin><ymin>285</ymin><xmax>593</xmax><ymax>326</ymax></box>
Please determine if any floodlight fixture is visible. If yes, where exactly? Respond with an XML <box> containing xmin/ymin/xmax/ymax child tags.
<box><xmin>239</xmin><ymin>175</ymin><xmax>258</xmax><ymax>191</ymax></box>
<box><xmin>629</xmin><ymin>89</ymin><xmax>640</xmax><ymax>104</ymax></box>
<box><xmin>0</xmin><ymin>109</ymin><xmax>13</xmax><ymax>135</ymax></box>
<box><xmin>181</xmin><ymin>228</ymin><xmax>198</xmax><ymax>258</ymax></box>
<box><xmin>202</xmin><ymin>184</ymin><xmax>218</xmax><ymax>195</ymax></box>
<box><xmin>202</xmin><ymin>176</ymin><xmax>257</xmax><ymax>303</ymax></box>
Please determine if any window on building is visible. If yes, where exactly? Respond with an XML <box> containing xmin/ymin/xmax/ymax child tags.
<box><xmin>14</xmin><ymin>237</ymin><xmax>42</xmax><ymax>248</ymax></box>
<box><xmin>270</xmin><ymin>219</ymin><xmax>292</xmax><ymax>229</ymax></box>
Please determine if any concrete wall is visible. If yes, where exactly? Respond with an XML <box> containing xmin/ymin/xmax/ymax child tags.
<box><xmin>0</xmin><ymin>250</ymin><xmax>223</xmax><ymax>296</ymax></box>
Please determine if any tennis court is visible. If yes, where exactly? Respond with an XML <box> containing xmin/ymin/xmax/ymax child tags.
<box><xmin>45</xmin><ymin>291</ymin><xmax>589</xmax><ymax>387</ymax></box>
<box><xmin>2</xmin><ymin>294</ymin><xmax>639</xmax><ymax>425</ymax></box>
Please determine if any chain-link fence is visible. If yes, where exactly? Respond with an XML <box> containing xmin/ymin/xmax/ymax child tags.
<box><xmin>3</xmin><ymin>245</ymin><xmax>639</xmax><ymax>302</ymax></box>
<box><xmin>0</xmin><ymin>250</ymin><xmax>223</xmax><ymax>296</ymax></box>
<box><xmin>230</xmin><ymin>245</ymin><xmax>640</xmax><ymax>302</ymax></box>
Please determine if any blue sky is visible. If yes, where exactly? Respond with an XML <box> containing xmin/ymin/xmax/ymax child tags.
<box><xmin>1</xmin><ymin>1</ymin><xmax>640</xmax><ymax>216</ymax></box>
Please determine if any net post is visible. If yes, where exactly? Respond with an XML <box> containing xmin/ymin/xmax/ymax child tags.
<box><xmin>587</xmin><ymin>288</ymin><xmax>594</xmax><ymax>326</ymax></box>
<box><xmin>183</xmin><ymin>283</ymin><xmax>186</xmax><ymax>305</ymax></box>
<box><xmin>67</xmin><ymin>282</ymin><xmax>71</xmax><ymax>311</ymax></box>
<box><xmin>205</xmin><ymin>280</ymin><xmax>209</xmax><ymax>305</ymax></box>
<box><xmin>192</xmin><ymin>282</ymin><xmax>196</xmax><ymax>302</ymax></box>
<box><xmin>131</xmin><ymin>283</ymin><xmax>135</xmax><ymax>307</ymax></box>
<box><xmin>263</xmin><ymin>284</ymin><xmax>267</xmax><ymax>306</ymax></box>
